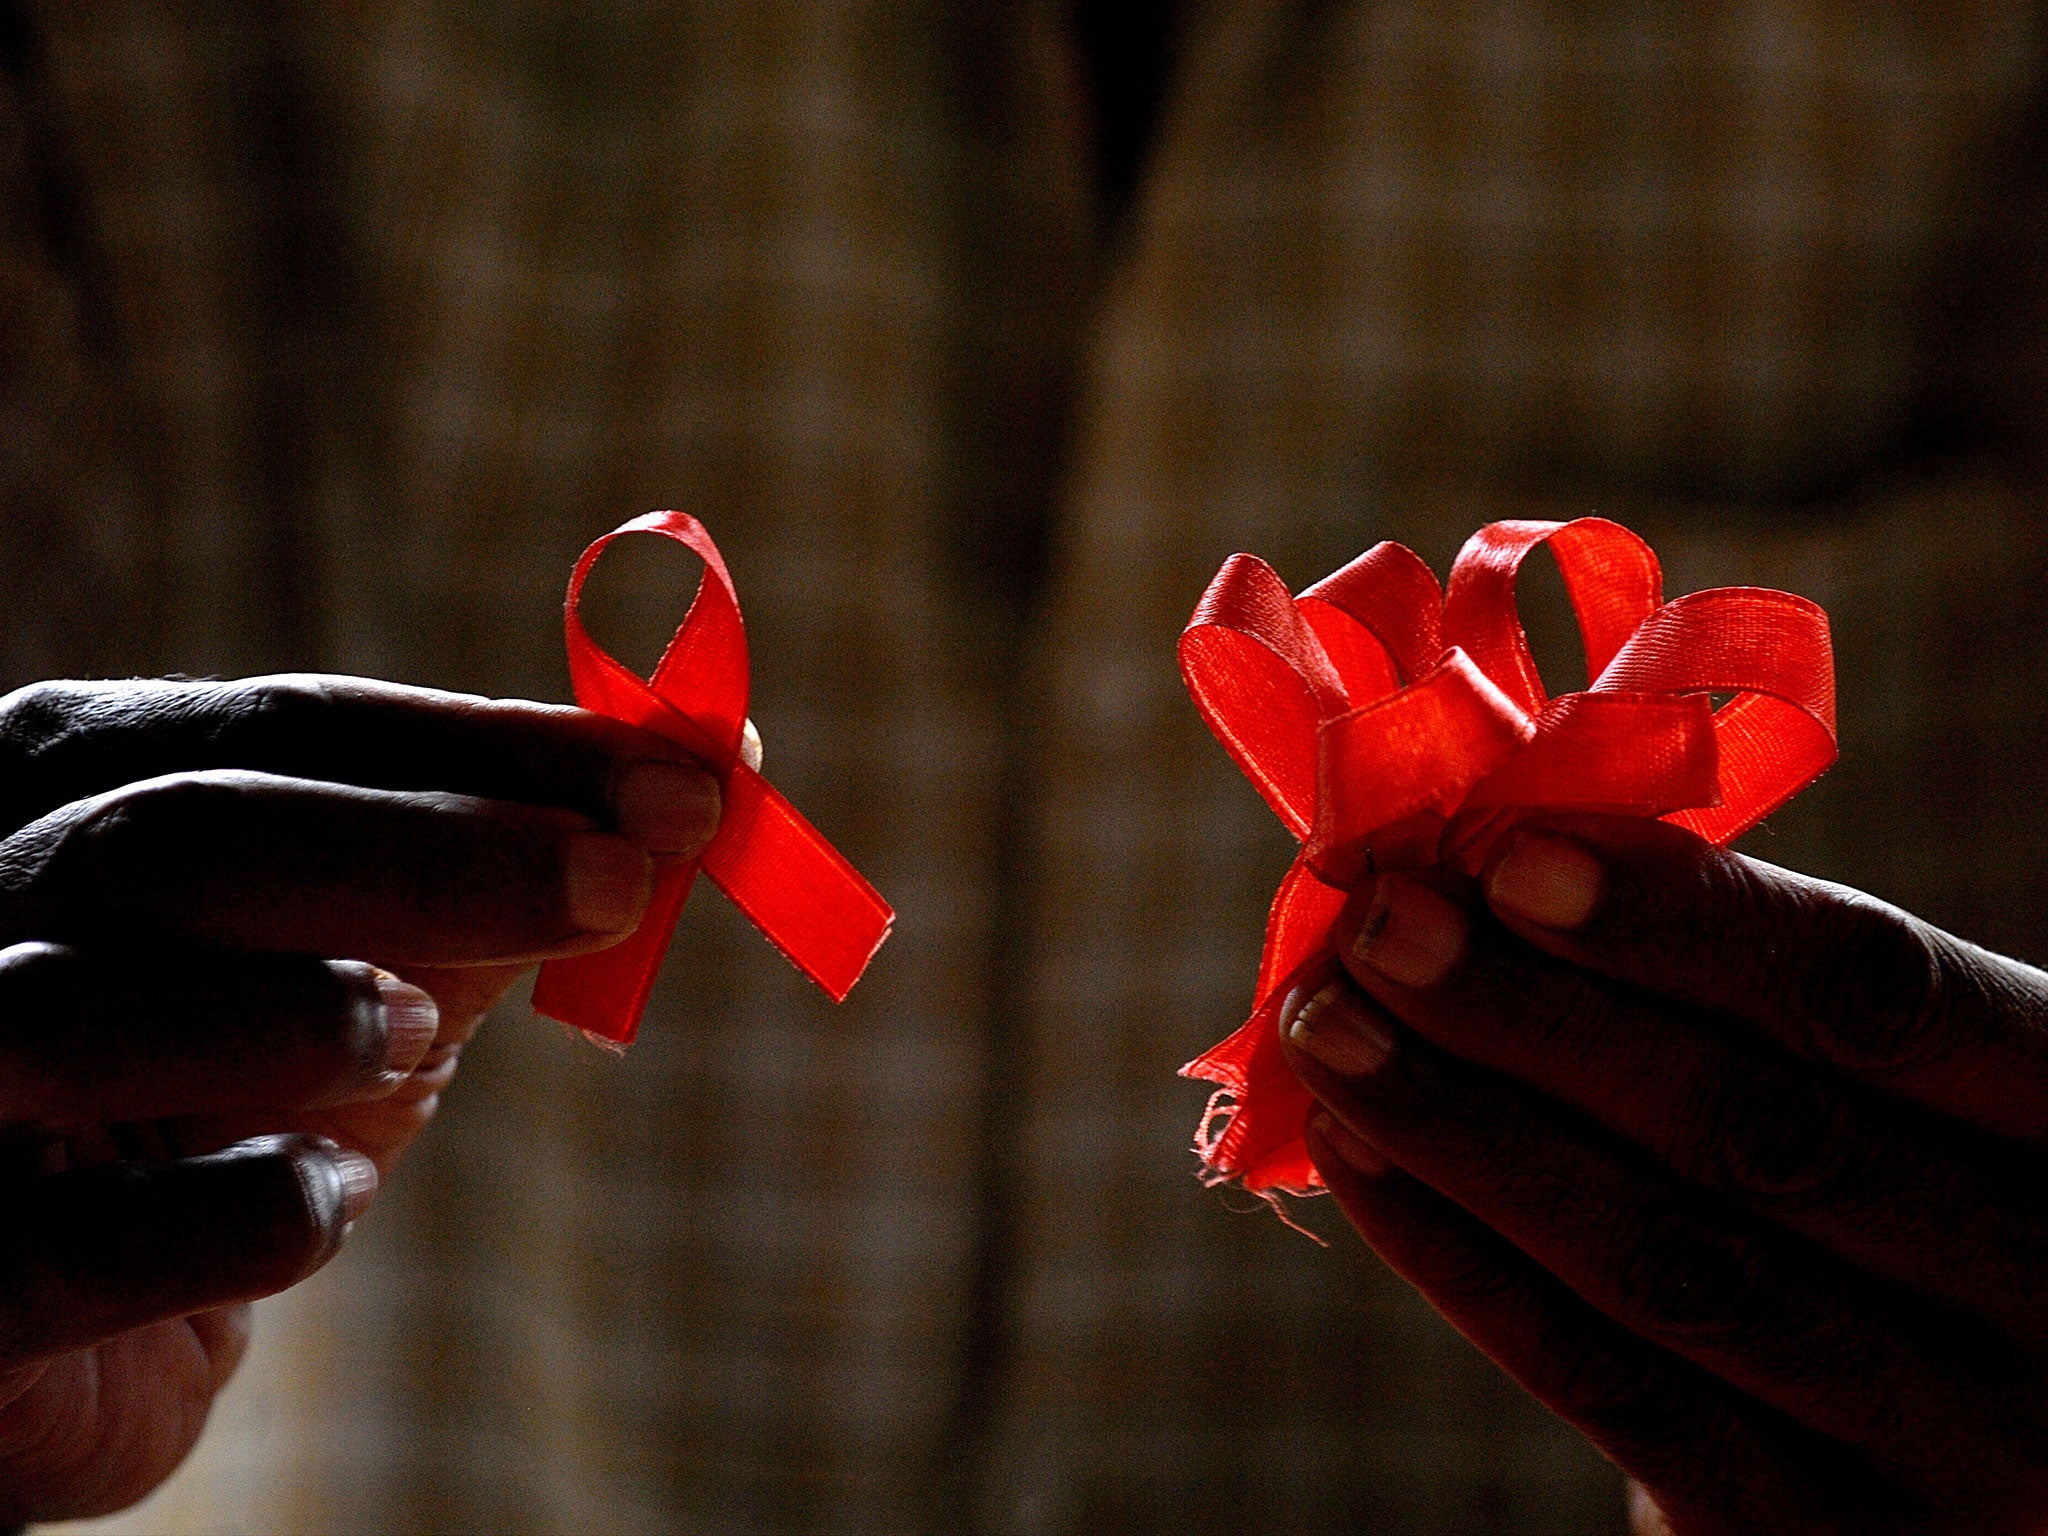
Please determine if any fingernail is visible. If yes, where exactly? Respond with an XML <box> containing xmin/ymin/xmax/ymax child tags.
<box><xmin>614</xmin><ymin>760</ymin><xmax>722</xmax><ymax>856</ymax></box>
<box><xmin>1351</xmin><ymin>875</ymin><xmax>1467</xmax><ymax>989</ymax></box>
<box><xmin>564</xmin><ymin>833</ymin><xmax>654</xmax><ymax>933</ymax></box>
<box><xmin>1488</xmin><ymin>831</ymin><xmax>1604</xmax><ymax>930</ymax></box>
<box><xmin>374</xmin><ymin>971</ymin><xmax>439</xmax><ymax>1074</ymax></box>
<box><xmin>740</xmin><ymin>718</ymin><xmax>764</xmax><ymax>773</ymax></box>
<box><xmin>1309</xmin><ymin>1110</ymin><xmax>1391</xmax><ymax>1175</ymax></box>
<box><xmin>331</xmin><ymin>1148</ymin><xmax>379</xmax><ymax>1223</ymax></box>
<box><xmin>1289</xmin><ymin>980</ymin><xmax>1397</xmax><ymax>1076</ymax></box>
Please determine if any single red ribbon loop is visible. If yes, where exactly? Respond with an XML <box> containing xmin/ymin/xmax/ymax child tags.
<box><xmin>533</xmin><ymin>511</ymin><xmax>894</xmax><ymax>1048</ymax></box>
<box><xmin>1179</xmin><ymin>517</ymin><xmax>1836</xmax><ymax>1205</ymax></box>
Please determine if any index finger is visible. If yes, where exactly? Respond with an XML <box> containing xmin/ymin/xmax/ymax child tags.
<box><xmin>0</xmin><ymin>675</ymin><xmax>718</xmax><ymax>853</ymax></box>
<box><xmin>1480</xmin><ymin>814</ymin><xmax>2048</xmax><ymax>1139</ymax></box>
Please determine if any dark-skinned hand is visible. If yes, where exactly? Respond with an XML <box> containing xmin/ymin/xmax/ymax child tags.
<box><xmin>0</xmin><ymin>674</ymin><xmax>724</xmax><ymax>1525</ymax></box>
<box><xmin>1281</xmin><ymin>814</ymin><xmax>2048</xmax><ymax>1535</ymax></box>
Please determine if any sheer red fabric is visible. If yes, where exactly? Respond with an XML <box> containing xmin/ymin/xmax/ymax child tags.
<box><xmin>533</xmin><ymin>511</ymin><xmax>894</xmax><ymax>1047</ymax></box>
<box><xmin>1180</xmin><ymin>518</ymin><xmax>1836</xmax><ymax>1199</ymax></box>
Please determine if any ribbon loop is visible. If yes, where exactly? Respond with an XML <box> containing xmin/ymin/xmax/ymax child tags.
<box><xmin>1178</xmin><ymin>517</ymin><xmax>1835</xmax><ymax>1205</ymax></box>
<box><xmin>1298</xmin><ymin>540</ymin><xmax>1445</xmax><ymax>694</ymax></box>
<box><xmin>1179</xmin><ymin>553</ymin><xmax>1347</xmax><ymax>841</ymax></box>
<box><xmin>1595</xmin><ymin>587</ymin><xmax>1837</xmax><ymax>845</ymax></box>
<box><xmin>534</xmin><ymin>512</ymin><xmax>893</xmax><ymax>1047</ymax></box>
<box><xmin>1443</xmin><ymin>518</ymin><xmax>1664</xmax><ymax>715</ymax></box>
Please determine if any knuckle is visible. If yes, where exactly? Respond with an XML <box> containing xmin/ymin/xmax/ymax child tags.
<box><xmin>1793</xmin><ymin>897</ymin><xmax>1951</xmax><ymax>1076</ymax></box>
<box><xmin>1610</xmin><ymin>1198</ymin><xmax>1783</xmax><ymax>1346</ymax></box>
<box><xmin>1408</xmin><ymin>1228</ymin><xmax>1529</xmax><ymax>1316</ymax></box>
<box><xmin>56</xmin><ymin>773</ymin><xmax>218</xmax><ymax>869</ymax></box>
<box><xmin>0</xmin><ymin>680</ymin><xmax>96</xmax><ymax>757</ymax></box>
<box><xmin>1494</xmin><ymin>965</ymin><xmax>1622</xmax><ymax>1064</ymax></box>
<box><xmin>0</xmin><ymin>682</ymin><xmax>102</xmax><ymax>832</ymax></box>
<box><xmin>82</xmin><ymin>767</ymin><xmax>258</xmax><ymax>838</ymax></box>
<box><xmin>9</xmin><ymin>770</ymin><xmax>261</xmax><ymax>923</ymax></box>
<box><xmin>1679</xmin><ymin>1058</ymin><xmax>1863</xmax><ymax>1208</ymax></box>
<box><xmin>231</xmin><ymin>674</ymin><xmax>339</xmax><ymax>741</ymax></box>
<box><xmin>1539</xmin><ymin>1324</ymin><xmax>1710</xmax><ymax>1450</ymax></box>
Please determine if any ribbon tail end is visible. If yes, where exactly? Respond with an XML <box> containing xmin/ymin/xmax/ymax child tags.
<box><xmin>703</xmin><ymin>767</ymin><xmax>895</xmax><ymax>1004</ymax></box>
<box><xmin>809</xmin><ymin>905</ymin><xmax>895</xmax><ymax>1004</ymax></box>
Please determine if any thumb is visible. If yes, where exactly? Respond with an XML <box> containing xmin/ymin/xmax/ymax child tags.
<box><xmin>0</xmin><ymin>1133</ymin><xmax>373</xmax><ymax>1366</ymax></box>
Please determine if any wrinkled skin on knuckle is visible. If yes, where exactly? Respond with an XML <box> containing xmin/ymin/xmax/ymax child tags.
<box><xmin>1608</xmin><ymin>837</ymin><xmax>1758</xmax><ymax>963</ymax></box>
<box><xmin>0</xmin><ymin>677</ymin><xmax>331</xmax><ymax>839</ymax></box>
<box><xmin>1612</xmin><ymin>1199</ymin><xmax>1794</xmax><ymax>1348</ymax></box>
<box><xmin>0</xmin><ymin>679</ymin><xmax>234</xmax><ymax>806</ymax></box>
<box><xmin>43</xmin><ymin>676</ymin><xmax>326</xmax><ymax>767</ymax></box>
<box><xmin>1501</xmin><ymin>966</ymin><xmax>1624</xmax><ymax>1063</ymax></box>
<box><xmin>0</xmin><ymin>680</ymin><xmax>93</xmax><ymax>756</ymax></box>
<box><xmin>1399</xmin><ymin>1221</ymin><xmax>1531</xmax><ymax>1318</ymax></box>
<box><xmin>23</xmin><ymin>773</ymin><xmax>242</xmax><ymax>930</ymax></box>
<box><xmin>1685</xmin><ymin>1060</ymin><xmax>1864</xmax><ymax>1208</ymax></box>
<box><xmin>0</xmin><ymin>803</ymin><xmax>109</xmax><ymax>940</ymax></box>
<box><xmin>1792</xmin><ymin>898</ymin><xmax>1951</xmax><ymax>1079</ymax></box>
<box><xmin>223</xmin><ymin>675</ymin><xmax>350</xmax><ymax>761</ymax></box>
<box><xmin>1540</xmin><ymin>1320</ymin><xmax>1706</xmax><ymax>1446</ymax></box>
<box><xmin>0</xmin><ymin>682</ymin><xmax>109</xmax><ymax>833</ymax></box>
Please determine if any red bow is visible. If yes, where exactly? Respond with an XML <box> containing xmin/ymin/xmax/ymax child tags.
<box><xmin>533</xmin><ymin>511</ymin><xmax>893</xmax><ymax>1047</ymax></box>
<box><xmin>1179</xmin><ymin>518</ymin><xmax>1835</xmax><ymax>1200</ymax></box>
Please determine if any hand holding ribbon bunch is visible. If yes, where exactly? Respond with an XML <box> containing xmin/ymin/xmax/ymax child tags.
<box><xmin>535</xmin><ymin>512</ymin><xmax>893</xmax><ymax>1047</ymax></box>
<box><xmin>1179</xmin><ymin>517</ymin><xmax>1835</xmax><ymax>1199</ymax></box>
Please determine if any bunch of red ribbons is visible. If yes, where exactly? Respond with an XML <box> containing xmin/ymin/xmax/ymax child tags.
<box><xmin>534</xmin><ymin>511</ymin><xmax>893</xmax><ymax>1048</ymax></box>
<box><xmin>1179</xmin><ymin>518</ymin><xmax>1836</xmax><ymax>1199</ymax></box>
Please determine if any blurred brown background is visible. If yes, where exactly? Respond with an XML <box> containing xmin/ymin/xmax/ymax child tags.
<box><xmin>2</xmin><ymin>2</ymin><xmax>2042</xmax><ymax>1532</ymax></box>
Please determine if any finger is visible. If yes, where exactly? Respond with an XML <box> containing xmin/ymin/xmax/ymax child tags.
<box><xmin>0</xmin><ymin>769</ymin><xmax>655</xmax><ymax>964</ymax></box>
<box><xmin>0</xmin><ymin>1133</ymin><xmax>372</xmax><ymax>1365</ymax></box>
<box><xmin>1480</xmin><ymin>814</ymin><xmax>2048</xmax><ymax>1140</ymax></box>
<box><xmin>1627</xmin><ymin>1483</ymin><xmax>1677</xmax><ymax>1536</ymax></box>
<box><xmin>0</xmin><ymin>943</ymin><xmax>438</xmax><ymax>1127</ymax></box>
<box><xmin>192</xmin><ymin>976</ymin><xmax>495</xmax><ymax>1176</ymax></box>
<box><xmin>188</xmin><ymin>1047</ymin><xmax>464</xmax><ymax>1176</ymax></box>
<box><xmin>161</xmin><ymin>962</ymin><xmax>512</xmax><ymax>1176</ymax></box>
<box><xmin>0</xmin><ymin>675</ymin><xmax>722</xmax><ymax>856</ymax></box>
<box><xmin>389</xmin><ymin>961</ymin><xmax>526</xmax><ymax>1049</ymax></box>
<box><xmin>1326</xmin><ymin>874</ymin><xmax>2048</xmax><ymax>1344</ymax></box>
<box><xmin>1304</xmin><ymin>1117</ymin><xmax>1912</xmax><ymax>1536</ymax></box>
<box><xmin>1280</xmin><ymin>984</ymin><xmax>2027</xmax><ymax>1498</ymax></box>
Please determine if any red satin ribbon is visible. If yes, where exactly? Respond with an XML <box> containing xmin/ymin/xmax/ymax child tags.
<box><xmin>533</xmin><ymin>511</ymin><xmax>894</xmax><ymax>1047</ymax></box>
<box><xmin>1180</xmin><ymin>518</ymin><xmax>1836</xmax><ymax>1200</ymax></box>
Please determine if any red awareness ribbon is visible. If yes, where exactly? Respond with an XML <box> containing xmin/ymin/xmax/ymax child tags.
<box><xmin>1179</xmin><ymin>517</ymin><xmax>1835</xmax><ymax>1201</ymax></box>
<box><xmin>532</xmin><ymin>511</ymin><xmax>893</xmax><ymax>1047</ymax></box>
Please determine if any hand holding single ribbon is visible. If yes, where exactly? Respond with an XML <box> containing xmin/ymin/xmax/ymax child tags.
<box><xmin>1179</xmin><ymin>517</ymin><xmax>1835</xmax><ymax>1201</ymax></box>
<box><xmin>533</xmin><ymin>512</ymin><xmax>893</xmax><ymax>1047</ymax></box>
